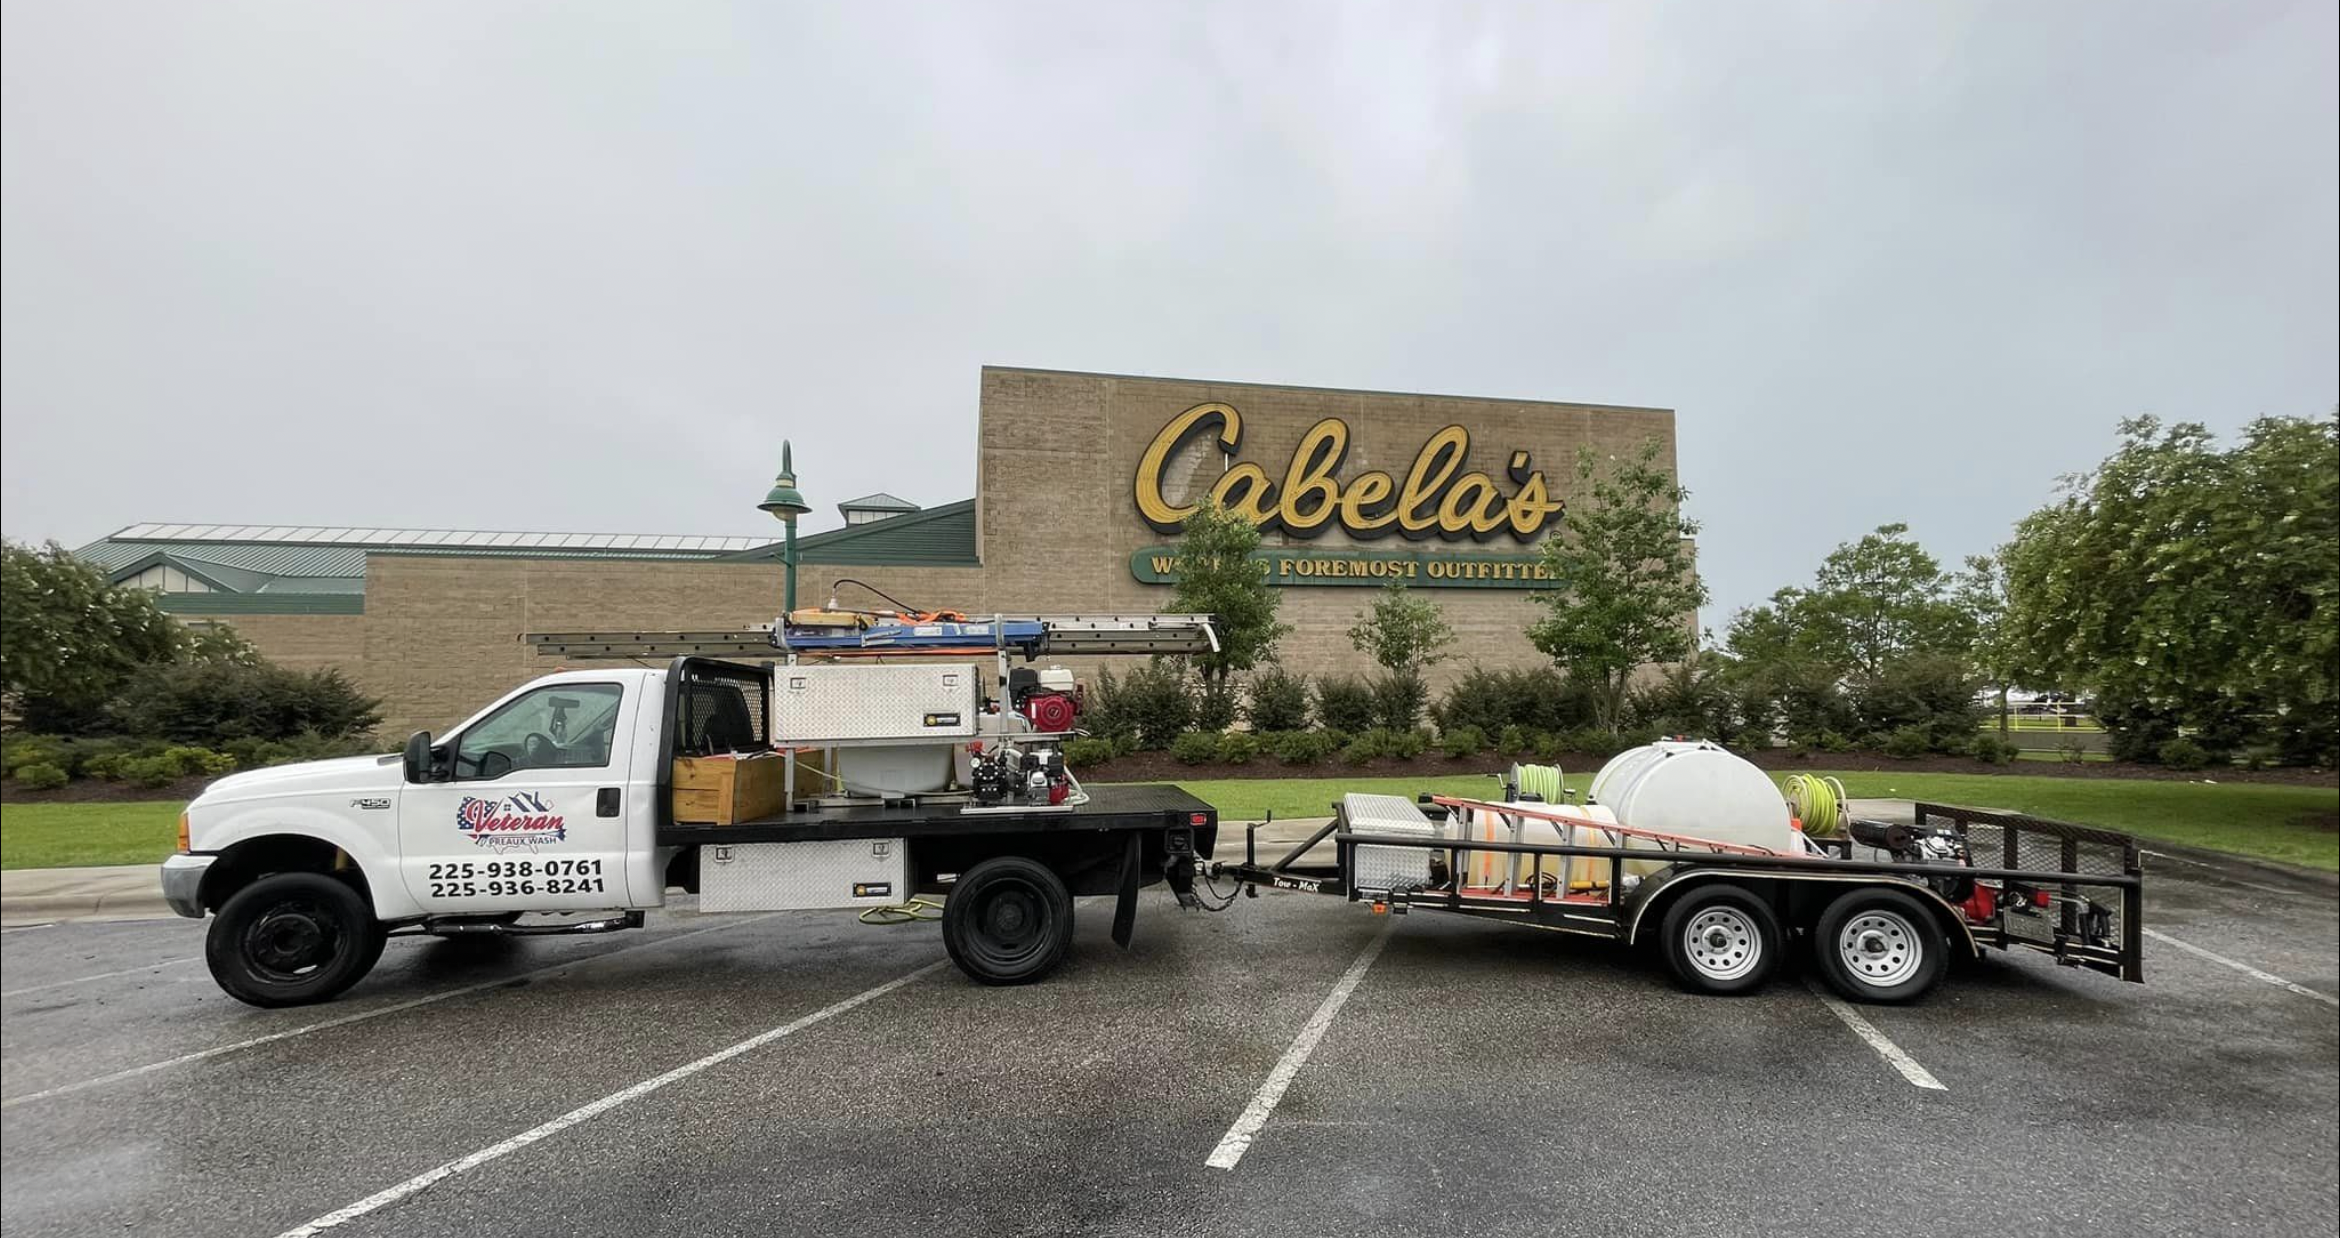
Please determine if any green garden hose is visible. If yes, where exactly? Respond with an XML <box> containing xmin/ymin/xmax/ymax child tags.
<box><xmin>1782</xmin><ymin>773</ymin><xmax>1849</xmax><ymax>838</ymax></box>
<box><xmin>858</xmin><ymin>898</ymin><xmax>944</xmax><ymax>925</ymax></box>
<box><xmin>1511</xmin><ymin>762</ymin><xmax>1567</xmax><ymax>804</ymax></box>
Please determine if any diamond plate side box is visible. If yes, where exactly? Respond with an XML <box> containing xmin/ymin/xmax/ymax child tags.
<box><xmin>1343</xmin><ymin>793</ymin><xmax>1439</xmax><ymax>892</ymax></box>
<box><xmin>700</xmin><ymin>839</ymin><xmax>910</xmax><ymax>912</ymax></box>
<box><xmin>774</xmin><ymin>663</ymin><xmax>979</xmax><ymax>742</ymax></box>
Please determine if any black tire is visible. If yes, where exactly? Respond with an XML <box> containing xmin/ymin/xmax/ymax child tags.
<box><xmin>1657</xmin><ymin>884</ymin><xmax>1782</xmax><ymax>996</ymax></box>
<box><xmin>942</xmin><ymin>856</ymin><xmax>1073</xmax><ymax>985</ymax></box>
<box><xmin>1812</xmin><ymin>886</ymin><xmax>1950</xmax><ymax>1005</ymax></box>
<box><xmin>205</xmin><ymin>872</ymin><xmax>385</xmax><ymax>1008</ymax></box>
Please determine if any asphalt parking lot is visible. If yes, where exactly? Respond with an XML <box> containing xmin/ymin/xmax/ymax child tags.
<box><xmin>3</xmin><ymin>853</ymin><xmax>2335</xmax><ymax>1238</ymax></box>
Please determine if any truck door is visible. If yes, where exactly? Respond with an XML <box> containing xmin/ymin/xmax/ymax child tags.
<box><xmin>397</xmin><ymin>679</ymin><xmax>638</xmax><ymax>914</ymax></box>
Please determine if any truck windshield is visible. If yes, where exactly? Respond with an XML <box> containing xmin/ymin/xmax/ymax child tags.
<box><xmin>454</xmin><ymin>682</ymin><xmax>624</xmax><ymax>779</ymax></box>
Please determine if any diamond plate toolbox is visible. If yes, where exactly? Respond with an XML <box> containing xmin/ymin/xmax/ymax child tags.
<box><xmin>775</xmin><ymin>662</ymin><xmax>978</xmax><ymax>742</ymax></box>
<box><xmin>1343</xmin><ymin>792</ymin><xmax>1440</xmax><ymax>892</ymax></box>
<box><xmin>700</xmin><ymin>839</ymin><xmax>910</xmax><ymax>912</ymax></box>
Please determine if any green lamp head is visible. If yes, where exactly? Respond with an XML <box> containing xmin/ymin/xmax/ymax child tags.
<box><xmin>758</xmin><ymin>440</ymin><xmax>811</xmax><ymax>523</ymax></box>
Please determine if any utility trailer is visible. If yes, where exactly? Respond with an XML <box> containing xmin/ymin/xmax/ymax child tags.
<box><xmin>1213</xmin><ymin>788</ymin><xmax>2144</xmax><ymax>1003</ymax></box>
<box><xmin>163</xmin><ymin>612</ymin><xmax>1222</xmax><ymax>1007</ymax></box>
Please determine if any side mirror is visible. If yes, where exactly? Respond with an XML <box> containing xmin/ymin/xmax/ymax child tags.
<box><xmin>403</xmin><ymin>731</ymin><xmax>436</xmax><ymax>784</ymax></box>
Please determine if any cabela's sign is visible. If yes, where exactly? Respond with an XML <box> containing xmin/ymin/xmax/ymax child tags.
<box><xmin>1133</xmin><ymin>403</ymin><xmax>1565</xmax><ymax>542</ymax></box>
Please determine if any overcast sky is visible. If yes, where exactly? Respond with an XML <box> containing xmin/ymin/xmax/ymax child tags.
<box><xmin>3</xmin><ymin>0</ymin><xmax>2333</xmax><ymax>623</ymax></box>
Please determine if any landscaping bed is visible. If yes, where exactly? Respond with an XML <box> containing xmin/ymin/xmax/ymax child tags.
<box><xmin>1075</xmin><ymin>746</ymin><xmax>2337</xmax><ymax>787</ymax></box>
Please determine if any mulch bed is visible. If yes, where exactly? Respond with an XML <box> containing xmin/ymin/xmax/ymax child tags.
<box><xmin>1075</xmin><ymin>747</ymin><xmax>2339</xmax><ymax>787</ymax></box>
<box><xmin>4</xmin><ymin>750</ymin><xmax>2329</xmax><ymax>806</ymax></box>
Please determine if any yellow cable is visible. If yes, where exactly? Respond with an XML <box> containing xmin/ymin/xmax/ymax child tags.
<box><xmin>858</xmin><ymin>898</ymin><xmax>944</xmax><ymax>925</ymax></box>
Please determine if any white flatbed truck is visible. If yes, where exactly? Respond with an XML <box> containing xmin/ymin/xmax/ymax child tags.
<box><xmin>163</xmin><ymin>615</ymin><xmax>1221</xmax><ymax>1007</ymax></box>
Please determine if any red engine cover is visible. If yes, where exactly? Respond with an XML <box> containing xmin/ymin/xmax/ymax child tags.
<box><xmin>1021</xmin><ymin>691</ymin><xmax>1079</xmax><ymax>733</ymax></box>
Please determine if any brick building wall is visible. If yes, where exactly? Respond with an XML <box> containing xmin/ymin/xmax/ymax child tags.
<box><xmin>216</xmin><ymin>368</ymin><xmax>1680</xmax><ymax>737</ymax></box>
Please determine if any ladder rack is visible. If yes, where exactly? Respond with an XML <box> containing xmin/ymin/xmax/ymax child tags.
<box><xmin>524</xmin><ymin>613</ymin><xmax>1219</xmax><ymax>661</ymax></box>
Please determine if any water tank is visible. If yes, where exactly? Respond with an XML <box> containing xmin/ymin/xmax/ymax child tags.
<box><xmin>1588</xmin><ymin>740</ymin><xmax>1793</xmax><ymax>855</ymax></box>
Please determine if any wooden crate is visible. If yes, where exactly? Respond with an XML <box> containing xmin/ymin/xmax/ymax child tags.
<box><xmin>671</xmin><ymin>753</ymin><xmax>788</xmax><ymax>825</ymax></box>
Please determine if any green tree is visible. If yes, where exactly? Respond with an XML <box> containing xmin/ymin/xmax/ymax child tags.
<box><xmin>1527</xmin><ymin>438</ymin><xmax>1707</xmax><ymax>732</ymax></box>
<box><xmin>1784</xmin><ymin>523</ymin><xmax>1975</xmax><ymax>678</ymax></box>
<box><xmin>1167</xmin><ymin>501</ymin><xmax>1291</xmax><ymax>693</ymax></box>
<box><xmin>1347</xmin><ymin>579</ymin><xmax>1455</xmax><ymax>676</ymax></box>
<box><xmin>1</xmin><ymin>540</ymin><xmax>186</xmax><ymax>731</ymax></box>
<box><xmin>1951</xmin><ymin>552</ymin><xmax>2015</xmax><ymax>738</ymax></box>
<box><xmin>1999</xmin><ymin>414</ymin><xmax>2339</xmax><ymax>764</ymax></box>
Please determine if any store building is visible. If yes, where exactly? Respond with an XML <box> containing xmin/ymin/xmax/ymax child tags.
<box><xmin>75</xmin><ymin>366</ymin><xmax>1680</xmax><ymax>736</ymax></box>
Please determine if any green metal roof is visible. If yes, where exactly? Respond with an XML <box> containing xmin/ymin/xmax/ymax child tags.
<box><xmin>158</xmin><ymin>593</ymin><xmax>365</xmax><ymax>616</ymax></box>
<box><xmin>721</xmin><ymin>499</ymin><xmax>978</xmax><ymax>567</ymax></box>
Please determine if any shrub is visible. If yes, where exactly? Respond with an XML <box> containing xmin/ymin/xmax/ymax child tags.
<box><xmin>115</xmin><ymin>754</ymin><xmax>186</xmax><ymax>788</ymax></box>
<box><xmin>1314</xmin><ymin>675</ymin><xmax>1378</xmax><ymax>734</ymax></box>
<box><xmin>2057</xmin><ymin>735</ymin><xmax>2092</xmax><ymax>765</ymax></box>
<box><xmin>1194</xmin><ymin>678</ymin><xmax>1240</xmax><ymax>734</ymax></box>
<box><xmin>2156</xmin><ymin>737</ymin><xmax>2211</xmax><ymax>771</ymax></box>
<box><xmin>1555</xmin><ymin>726</ymin><xmax>1616</xmax><ymax>757</ymax></box>
<box><xmin>1387</xmin><ymin>728</ymin><xmax>1428</xmax><ymax>760</ymax></box>
<box><xmin>1062</xmin><ymin>737</ymin><xmax>1119</xmax><ymax>768</ymax></box>
<box><xmin>1341</xmin><ymin>730</ymin><xmax>1390</xmax><ymax>764</ymax></box>
<box><xmin>1097</xmin><ymin>661</ymin><xmax>1193</xmax><ymax>751</ymax></box>
<box><xmin>1440</xmin><ymin>725</ymin><xmax>1487</xmax><ymax>758</ymax></box>
<box><xmin>1966</xmin><ymin>735</ymin><xmax>2020</xmax><ymax>765</ymax></box>
<box><xmin>1431</xmin><ymin>666</ymin><xmax>1591</xmax><ymax>737</ymax></box>
<box><xmin>1370</xmin><ymin>672</ymin><xmax>1428</xmax><ymax>732</ymax></box>
<box><xmin>1217</xmin><ymin>731</ymin><xmax>1261</xmax><ymax>765</ymax></box>
<box><xmin>1882</xmin><ymin>725</ymin><xmax>1932</xmax><ymax>760</ymax></box>
<box><xmin>1169</xmin><ymin>731</ymin><xmax>1221</xmax><ymax>765</ymax></box>
<box><xmin>1246</xmin><ymin>666</ymin><xmax>1311</xmax><ymax>732</ymax></box>
<box><xmin>1496</xmin><ymin>724</ymin><xmax>1532</xmax><ymax>757</ymax></box>
<box><xmin>1272</xmin><ymin>730</ymin><xmax>1335</xmax><ymax>766</ymax></box>
<box><xmin>13</xmin><ymin>761</ymin><xmax>68</xmax><ymax>791</ymax></box>
<box><xmin>1850</xmin><ymin>654</ymin><xmax>1983</xmax><ymax>753</ymax></box>
<box><xmin>2</xmin><ymin>735</ymin><xmax>65</xmax><ymax>777</ymax></box>
<box><xmin>107</xmin><ymin>661</ymin><xmax>382</xmax><ymax>745</ymax></box>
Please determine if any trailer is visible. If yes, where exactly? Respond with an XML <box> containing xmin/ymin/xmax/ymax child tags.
<box><xmin>1212</xmin><ymin>783</ymin><xmax>2144</xmax><ymax>1003</ymax></box>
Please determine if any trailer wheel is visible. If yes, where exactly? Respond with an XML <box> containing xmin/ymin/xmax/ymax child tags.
<box><xmin>1813</xmin><ymin>887</ymin><xmax>1947</xmax><ymax>1004</ymax></box>
<box><xmin>1658</xmin><ymin>885</ymin><xmax>1780</xmax><ymax>995</ymax></box>
<box><xmin>943</xmin><ymin>856</ymin><xmax>1073</xmax><ymax>985</ymax></box>
<box><xmin>205</xmin><ymin>872</ymin><xmax>385</xmax><ymax>1008</ymax></box>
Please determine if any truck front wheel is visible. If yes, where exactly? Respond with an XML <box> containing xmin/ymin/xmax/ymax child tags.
<box><xmin>206</xmin><ymin>873</ymin><xmax>386</xmax><ymax>1008</ymax></box>
<box><xmin>942</xmin><ymin>856</ymin><xmax>1073</xmax><ymax>985</ymax></box>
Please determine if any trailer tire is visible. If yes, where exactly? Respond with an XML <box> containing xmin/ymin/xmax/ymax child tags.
<box><xmin>1658</xmin><ymin>885</ymin><xmax>1781</xmax><ymax>996</ymax></box>
<box><xmin>205</xmin><ymin>872</ymin><xmax>385</xmax><ymax>1008</ymax></box>
<box><xmin>1812</xmin><ymin>886</ymin><xmax>1947</xmax><ymax>1005</ymax></box>
<box><xmin>943</xmin><ymin>856</ymin><xmax>1073</xmax><ymax>985</ymax></box>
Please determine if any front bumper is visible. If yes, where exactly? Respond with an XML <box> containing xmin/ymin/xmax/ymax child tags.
<box><xmin>160</xmin><ymin>853</ymin><xmax>215</xmax><ymax>918</ymax></box>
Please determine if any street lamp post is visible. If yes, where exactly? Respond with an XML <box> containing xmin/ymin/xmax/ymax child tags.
<box><xmin>758</xmin><ymin>441</ymin><xmax>812</xmax><ymax>615</ymax></box>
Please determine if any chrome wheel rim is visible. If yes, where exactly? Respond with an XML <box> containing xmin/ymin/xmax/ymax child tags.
<box><xmin>1837</xmin><ymin>909</ymin><xmax>1923</xmax><ymax>988</ymax></box>
<box><xmin>1682</xmin><ymin>906</ymin><xmax>1762</xmax><ymax>982</ymax></box>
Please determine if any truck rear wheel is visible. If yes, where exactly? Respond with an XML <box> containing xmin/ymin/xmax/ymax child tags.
<box><xmin>1658</xmin><ymin>885</ymin><xmax>1781</xmax><ymax>996</ymax></box>
<box><xmin>206</xmin><ymin>872</ymin><xmax>385</xmax><ymax>1008</ymax></box>
<box><xmin>1812</xmin><ymin>887</ymin><xmax>1947</xmax><ymax>1005</ymax></box>
<box><xmin>942</xmin><ymin>856</ymin><xmax>1073</xmax><ymax>985</ymax></box>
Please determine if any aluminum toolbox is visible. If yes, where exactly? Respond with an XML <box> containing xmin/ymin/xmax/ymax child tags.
<box><xmin>775</xmin><ymin>662</ymin><xmax>978</xmax><ymax>743</ymax></box>
<box><xmin>699</xmin><ymin>839</ymin><xmax>910</xmax><ymax>912</ymax></box>
<box><xmin>1343</xmin><ymin>793</ymin><xmax>1440</xmax><ymax>892</ymax></box>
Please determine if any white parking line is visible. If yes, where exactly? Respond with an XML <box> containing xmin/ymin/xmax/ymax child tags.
<box><xmin>1807</xmin><ymin>982</ymin><xmax>1947</xmax><ymax>1091</ymax></box>
<box><xmin>2</xmin><ymin>955</ymin><xmax>203</xmax><ymax>998</ymax></box>
<box><xmin>1207</xmin><ymin>921</ymin><xmax>1393</xmax><ymax>1171</ymax></box>
<box><xmin>0</xmin><ymin>913</ymin><xmax>779</xmax><ymax>1110</ymax></box>
<box><xmin>2144</xmin><ymin>928</ymin><xmax>2339</xmax><ymax>1007</ymax></box>
<box><xmin>274</xmin><ymin>959</ymin><xmax>945</xmax><ymax>1238</ymax></box>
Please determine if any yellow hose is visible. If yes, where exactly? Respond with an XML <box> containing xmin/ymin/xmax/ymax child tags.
<box><xmin>1782</xmin><ymin>773</ymin><xmax>1849</xmax><ymax>838</ymax></box>
<box><xmin>858</xmin><ymin>898</ymin><xmax>944</xmax><ymax>925</ymax></box>
<box><xmin>1510</xmin><ymin>763</ymin><xmax>1567</xmax><ymax>804</ymax></box>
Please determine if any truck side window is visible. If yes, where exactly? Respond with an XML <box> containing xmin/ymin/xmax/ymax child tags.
<box><xmin>453</xmin><ymin>683</ymin><xmax>624</xmax><ymax>780</ymax></box>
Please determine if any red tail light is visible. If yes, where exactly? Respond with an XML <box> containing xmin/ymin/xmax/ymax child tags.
<box><xmin>2033</xmin><ymin>888</ymin><xmax>2051</xmax><ymax>908</ymax></box>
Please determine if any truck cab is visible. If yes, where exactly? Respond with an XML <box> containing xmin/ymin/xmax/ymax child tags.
<box><xmin>163</xmin><ymin>653</ymin><xmax>1217</xmax><ymax>1008</ymax></box>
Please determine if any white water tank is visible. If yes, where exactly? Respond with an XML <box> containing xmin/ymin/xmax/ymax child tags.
<box><xmin>1588</xmin><ymin>740</ymin><xmax>1793</xmax><ymax>855</ymax></box>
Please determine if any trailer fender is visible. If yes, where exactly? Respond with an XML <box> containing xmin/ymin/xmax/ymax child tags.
<box><xmin>1626</xmin><ymin>869</ymin><xmax>1980</xmax><ymax>960</ymax></box>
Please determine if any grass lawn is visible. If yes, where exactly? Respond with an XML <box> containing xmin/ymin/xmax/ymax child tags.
<box><xmin>1</xmin><ymin>801</ymin><xmax>182</xmax><ymax>870</ymax></box>
<box><xmin>1139</xmin><ymin>771</ymin><xmax>2340</xmax><ymax>872</ymax></box>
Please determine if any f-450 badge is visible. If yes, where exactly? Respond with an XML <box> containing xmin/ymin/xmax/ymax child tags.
<box><xmin>457</xmin><ymin>792</ymin><xmax>567</xmax><ymax>853</ymax></box>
